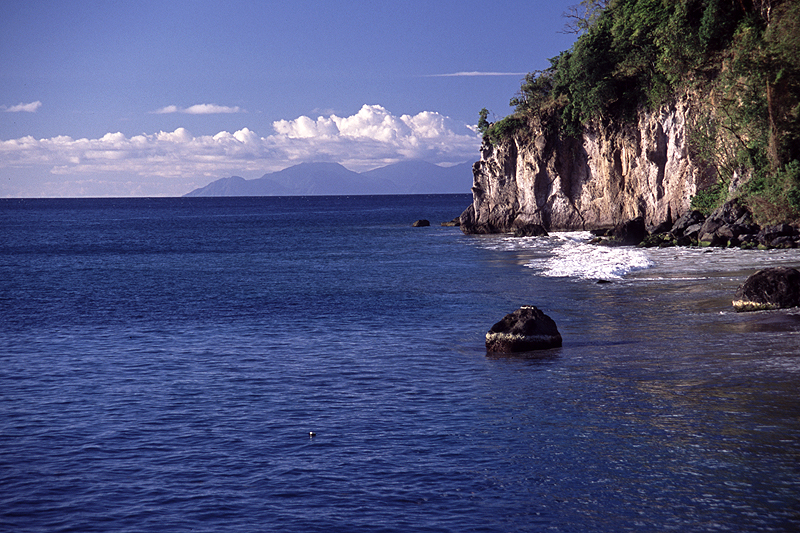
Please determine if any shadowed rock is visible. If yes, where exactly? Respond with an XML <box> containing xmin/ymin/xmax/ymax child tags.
<box><xmin>412</xmin><ymin>219</ymin><xmax>430</xmax><ymax>227</ymax></box>
<box><xmin>612</xmin><ymin>216</ymin><xmax>647</xmax><ymax>245</ymax></box>
<box><xmin>486</xmin><ymin>306</ymin><xmax>562</xmax><ymax>352</ymax></box>
<box><xmin>733</xmin><ymin>267</ymin><xmax>800</xmax><ymax>312</ymax></box>
<box><xmin>513</xmin><ymin>224</ymin><xmax>549</xmax><ymax>237</ymax></box>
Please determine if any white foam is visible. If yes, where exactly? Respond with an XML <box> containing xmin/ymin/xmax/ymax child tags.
<box><xmin>529</xmin><ymin>232</ymin><xmax>654</xmax><ymax>280</ymax></box>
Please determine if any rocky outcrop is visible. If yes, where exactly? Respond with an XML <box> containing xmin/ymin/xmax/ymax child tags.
<box><xmin>485</xmin><ymin>306</ymin><xmax>562</xmax><ymax>352</ymax></box>
<box><xmin>461</xmin><ymin>99</ymin><xmax>704</xmax><ymax>233</ymax></box>
<box><xmin>632</xmin><ymin>200</ymin><xmax>800</xmax><ymax>249</ymax></box>
<box><xmin>733</xmin><ymin>267</ymin><xmax>800</xmax><ymax>312</ymax></box>
<box><xmin>412</xmin><ymin>219</ymin><xmax>430</xmax><ymax>227</ymax></box>
<box><xmin>513</xmin><ymin>224</ymin><xmax>548</xmax><ymax>237</ymax></box>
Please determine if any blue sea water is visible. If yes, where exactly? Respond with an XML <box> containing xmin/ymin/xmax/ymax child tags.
<box><xmin>2</xmin><ymin>195</ymin><xmax>800</xmax><ymax>532</ymax></box>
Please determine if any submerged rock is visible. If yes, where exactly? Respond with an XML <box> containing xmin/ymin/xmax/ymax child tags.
<box><xmin>485</xmin><ymin>306</ymin><xmax>562</xmax><ymax>352</ymax></box>
<box><xmin>733</xmin><ymin>267</ymin><xmax>800</xmax><ymax>312</ymax></box>
<box><xmin>412</xmin><ymin>219</ymin><xmax>430</xmax><ymax>227</ymax></box>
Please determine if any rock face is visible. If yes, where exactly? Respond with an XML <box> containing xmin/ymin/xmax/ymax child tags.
<box><xmin>461</xmin><ymin>100</ymin><xmax>703</xmax><ymax>233</ymax></box>
<box><xmin>513</xmin><ymin>224</ymin><xmax>549</xmax><ymax>237</ymax></box>
<box><xmin>485</xmin><ymin>306</ymin><xmax>562</xmax><ymax>352</ymax></box>
<box><xmin>612</xmin><ymin>216</ymin><xmax>647</xmax><ymax>245</ymax></box>
<box><xmin>733</xmin><ymin>267</ymin><xmax>800</xmax><ymax>312</ymax></box>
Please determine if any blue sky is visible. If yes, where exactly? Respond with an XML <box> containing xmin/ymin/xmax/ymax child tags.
<box><xmin>1</xmin><ymin>0</ymin><xmax>577</xmax><ymax>197</ymax></box>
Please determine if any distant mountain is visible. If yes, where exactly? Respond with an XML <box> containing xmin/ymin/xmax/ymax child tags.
<box><xmin>184</xmin><ymin>160</ymin><xmax>473</xmax><ymax>197</ymax></box>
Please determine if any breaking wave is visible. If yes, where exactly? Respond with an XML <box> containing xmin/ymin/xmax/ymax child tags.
<box><xmin>531</xmin><ymin>232</ymin><xmax>653</xmax><ymax>280</ymax></box>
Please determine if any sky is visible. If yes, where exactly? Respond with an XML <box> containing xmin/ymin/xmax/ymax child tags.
<box><xmin>1</xmin><ymin>0</ymin><xmax>578</xmax><ymax>197</ymax></box>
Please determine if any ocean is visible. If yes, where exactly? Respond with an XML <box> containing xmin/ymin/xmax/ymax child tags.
<box><xmin>1</xmin><ymin>195</ymin><xmax>799</xmax><ymax>532</ymax></box>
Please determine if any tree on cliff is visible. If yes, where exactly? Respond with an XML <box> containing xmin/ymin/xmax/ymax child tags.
<box><xmin>482</xmin><ymin>0</ymin><xmax>800</xmax><ymax>223</ymax></box>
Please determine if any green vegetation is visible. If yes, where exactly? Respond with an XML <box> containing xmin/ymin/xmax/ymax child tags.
<box><xmin>480</xmin><ymin>0</ymin><xmax>800</xmax><ymax>223</ymax></box>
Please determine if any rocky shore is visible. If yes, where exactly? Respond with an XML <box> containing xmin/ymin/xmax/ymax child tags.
<box><xmin>589</xmin><ymin>199</ymin><xmax>800</xmax><ymax>250</ymax></box>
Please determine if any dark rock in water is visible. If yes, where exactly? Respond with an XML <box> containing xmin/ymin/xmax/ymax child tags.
<box><xmin>513</xmin><ymin>224</ymin><xmax>549</xmax><ymax>237</ymax></box>
<box><xmin>485</xmin><ymin>306</ymin><xmax>562</xmax><ymax>352</ymax></box>
<box><xmin>612</xmin><ymin>216</ymin><xmax>647</xmax><ymax>246</ymax></box>
<box><xmin>590</xmin><ymin>228</ymin><xmax>613</xmax><ymax>237</ymax></box>
<box><xmin>412</xmin><ymin>219</ymin><xmax>430</xmax><ymax>227</ymax></box>
<box><xmin>733</xmin><ymin>267</ymin><xmax>800</xmax><ymax>312</ymax></box>
<box><xmin>441</xmin><ymin>216</ymin><xmax>461</xmax><ymax>227</ymax></box>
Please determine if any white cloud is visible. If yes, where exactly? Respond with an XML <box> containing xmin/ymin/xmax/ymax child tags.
<box><xmin>0</xmin><ymin>105</ymin><xmax>480</xmax><ymax>196</ymax></box>
<box><xmin>184</xmin><ymin>103</ymin><xmax>242</xmax><ymax>114</ymax></box>
<box><xmin>153</xmin><ymin>103</ymin><xmax>242</xmax><ymax>114</ymax></box>
<box><xmin>3</xmin><ymin>101</ymin><xmax>43</xmax><ymax>112</ymax></box>
<box><xmin>154</xmin><ymin>105</ymin><xmax>179</xmax><ymax>114</ymax></box>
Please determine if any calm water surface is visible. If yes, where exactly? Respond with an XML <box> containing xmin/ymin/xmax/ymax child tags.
<box><xmin>1</xmin><ymin>196</ymin><xmax>799</xmax><ymax>532</ymax></box>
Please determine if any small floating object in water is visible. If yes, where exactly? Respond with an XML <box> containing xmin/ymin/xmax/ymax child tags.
<box><xmin>309</xmin><ymin>431</ymin><xmax>316</xmax><ymax>438</ymax></box>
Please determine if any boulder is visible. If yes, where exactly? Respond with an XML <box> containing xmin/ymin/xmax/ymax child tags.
<box><xmin>682</xmin><ymin>222</ymin><xmax>703</xmax><ymax>239</ymax></box>
<box><xmin>513</xmin><ymin>224</ymin><xmax>549</xmax><ymax>237</ymax></box>
<box><xmin>671</xmin><ymin>210</ymin><xmax>705</xmax><ymax>237</ymax></box>
<box><xmin>639</xmin><ymin>232</ymin><xmax>676</xmax><ymax>248</ymax></box>
<box><xmin>612</xmin><ymin>216</ymin><xmax>647</xmax><ymax>245</ymax></box>
<box><xmin>486</xmin><ymin>306</ymin><xmax>562</xmax><ymax>352</ymax></box>
<box><xmin>758</xmin><ymin>224</ymin><xmax>796</xmax><ymax>246</ymax></box>
<box><xmin>649</xmin><ymin>219</ymin><xmax>674</xmax><ymax>235</ymax></box>
<box><xmin>412</xmin><ymin>219</ymin><xmax>430</xmax><ymax>227</ymax></box>
<box><xmin>733</xmin><ymin>267</ymin><xmax>800</xmax><ymax>312</ymax></box>
<box><xmin>590</xmin><ymin>228</ymin><xmax>613</xmax><ymax>237</ymax></box>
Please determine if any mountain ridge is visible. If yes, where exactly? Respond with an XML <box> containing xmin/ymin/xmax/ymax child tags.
<box><xmin>184</xmin><ymin>160</ymin><xmax>473</xmax><ymax>197</ymax></box>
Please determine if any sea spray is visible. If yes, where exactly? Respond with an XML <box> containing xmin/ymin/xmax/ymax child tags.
<box><xmin>532</xmin><ymin>232</ymin><xmax>653</xmax><ymax>280</ymax></box>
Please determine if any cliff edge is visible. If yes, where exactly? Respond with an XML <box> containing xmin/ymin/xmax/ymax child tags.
<box><xmin>461</xmin><ymin>0</ymin><xmax>800</xmax><ymax>234</ymax></box>
<box><xmin>461</xmin><ymin>99</ymin><xmax>704</xmax><ymax>233</ymax></box>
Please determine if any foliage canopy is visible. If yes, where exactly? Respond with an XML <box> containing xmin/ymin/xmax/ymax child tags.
<box><xmin>481</xmin><ymin>0</ymin><xmax>800</xmax><ymax>223</ymax></box>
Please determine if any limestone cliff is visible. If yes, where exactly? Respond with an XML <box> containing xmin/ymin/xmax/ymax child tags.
<box><xmin>460</xmin><ymin>99</ymin><xmax>710</xmax><ymax>233</ymax></box>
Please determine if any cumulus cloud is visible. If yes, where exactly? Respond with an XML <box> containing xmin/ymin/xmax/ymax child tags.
<box><xmin>153</xmin><ymin>103</ymin><xmax>242</xmax><ymax>114</ymax></box>
<box><xmin>0</xmin><ymin>105</ymin><xmax>480</xmax><ymax>193</ymax></box>
<box><xmin>3</xmin><ymin>101</ymin><xmax>43</xmax><ymax>112</ymax></box>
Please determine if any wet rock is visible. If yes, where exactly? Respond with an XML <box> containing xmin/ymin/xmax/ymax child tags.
<box><xmin>590</xmin><ymin>228</ymin><xmax>613</xmax><ymax>237</ymax></box>
<box><xmin>682</xmin><ymin>222</ymin><xmax>703</xmax><ymax>240</ymax></box>
<box><xmin>440</xmin><ymin>217</ymin><xmax>461</xmax><ymax>227</ymax></box>
<box><xmin>412</xmin><ymin>219</ymin><xmax>430</xmax><ymax>227</ymax></box>
<box><xmin>697</xmin><ymin>199</ymin><xmax>756</xmax><ymax>247</ymax></box>
<box><xmin>649</xmin><ymin>219</ymin><xmax>674</xmax><ymax>235</ymax></box>
<box><xmin>513</xmin><ymin>224</ymin><xmax>549</xmax><ymax>237</ymax></box>
<box><xmin>671</xmin><ymin>210</ymin><xmax>705</xmax><ymax>237</ymax></box>
<box><xmin>699</xmin><ymin>231</ymin><xmax>729</xmax><ymax>247</ymax></box>
<box><xmin>485</xmin><ymin>306</ymin><xmax>562</xmax><ymax>352</ymax></box>
<box><xmin>758</xmin><ymin>224</ymin><xmax>796</xmax><ymax>246</ymax></box>
<box><xmin>612</xmin><ymin>216</ymin><xmax>647</xmax><ymax>246</ymax></box>
<box><xmin>639</xmin><ymin>232</ymin><xmax>676</xmax><ymax>248</ymax></box>
<box><xmin>733</xmin><ymin>267</ymin><xmax>800</xmax><ymax>312</ymax></box>
<box><xmin>770</xmin><ymin>236</ymin><xmax>798</xmax><ymax>249</ymax></box>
